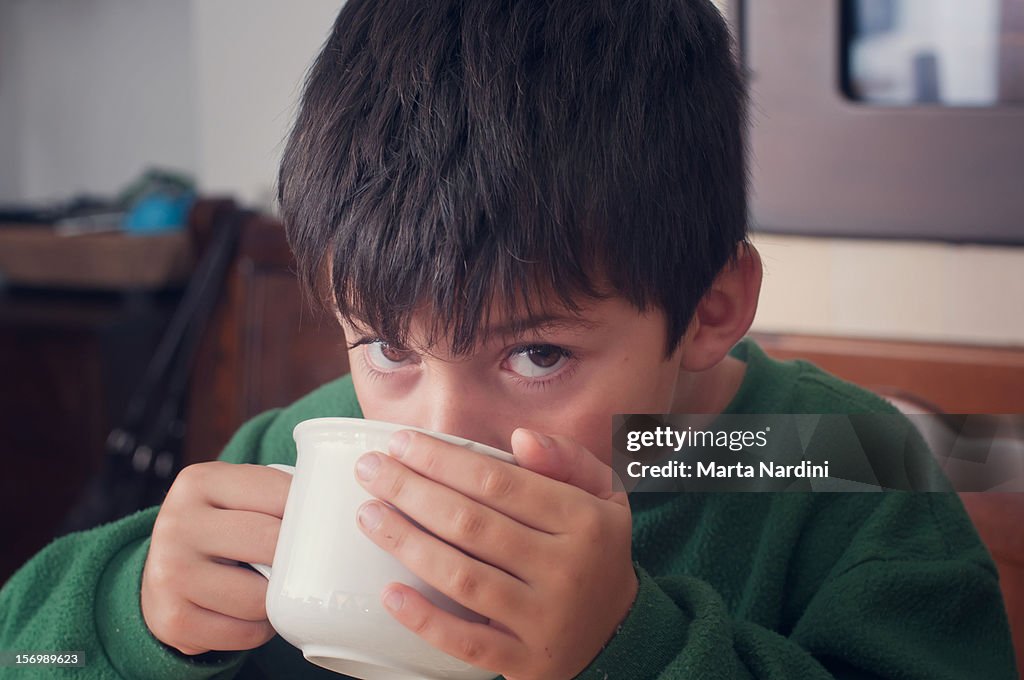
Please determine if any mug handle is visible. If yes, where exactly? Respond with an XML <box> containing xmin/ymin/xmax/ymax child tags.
<box><xmin>247</xmin><ymin>463</ymin><xmax>295</xmax><ymax>580</ymax></box>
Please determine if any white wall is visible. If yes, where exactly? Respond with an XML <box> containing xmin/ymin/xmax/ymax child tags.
<box><xmin>0</xmin><ymin>1</ymin><xmax>22</xmax><ymax>200</ymax></box>
<box><xmin>0</xmin><ymin>0</ymin><xmax>341</xmax><ymax>209</ymax></box>
<box><xmin>0</xmin><ymin>0</ymin><xmax>198</xmax><ymax>203</ymax></box>
<box><xmin>189</xmin><ymin>0</ymin><xmax>343</xmax><ymax>211</ymax></box>
<box><xmin>749</xmin><ymin>234</ymin><xmax>1024</xmax><ymax>346</ymax></box>
<box><xmin>0</xmin><ymin>1</ymin><xmax>1020</xmax><ymax>346</ymax></box>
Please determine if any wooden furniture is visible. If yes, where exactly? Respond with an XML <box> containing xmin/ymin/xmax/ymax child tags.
<box><xmin>0</xmin><ymin>226</ymin><xmax>192</xmax><ymax>290</ymax></box>
<box><xmin>182</xmin><ymin>201</ymin><xmax>348</xmax><ymax>465</ymax></box>
<box><xmin>0</xmin><ymin>278</ymin><xmax>179</xmax><ymax>585</ymax></box>
<box><xmin>750</xmin><ymin>332</ymin><xmax>1024</xmax><ymax>414</ymax></box>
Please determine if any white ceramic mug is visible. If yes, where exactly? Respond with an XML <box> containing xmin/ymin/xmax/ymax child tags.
<box><xmin>249</xmin><ymin>417</ymin><xmax>511</xmax><ymax>680</ymax></box>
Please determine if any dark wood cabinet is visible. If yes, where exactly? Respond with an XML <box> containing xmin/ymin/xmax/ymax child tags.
<box><xmin>0</xmin><ymin>288</ymin><xmax>176</xmax><ymax>584</ymax></box>
<box><xmin>183</xmin><ymin>203</ymin><xmax>349</xmax><ymax>466</ymax></box>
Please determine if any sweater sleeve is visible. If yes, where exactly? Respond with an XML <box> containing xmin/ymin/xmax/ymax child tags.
<box><xmin>575</xmin><ymin>496</ymin><xmax>1017</xmax><ymax>680</ymax></box>
<box><xmin>0</xmin><ymin>409</ymin><xmax>281</xmax><ymax>680</ymax></box>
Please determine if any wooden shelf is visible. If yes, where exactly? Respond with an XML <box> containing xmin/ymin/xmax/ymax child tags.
<box><xmin>0</xmin><ymin>225</ymin><xmax>193</xmax><ymax>290</ymax></box>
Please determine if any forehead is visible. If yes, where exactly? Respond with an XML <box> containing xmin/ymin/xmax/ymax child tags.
<box><xmin>339</xmin><ymin>291</ymin><xmax>633</xmax><ymax>349</ymax></box>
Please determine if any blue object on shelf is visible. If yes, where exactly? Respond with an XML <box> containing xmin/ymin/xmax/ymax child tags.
<box><xmin>122</xmin><ymin>191</ymin><xmax>196</xmax><ymax>235</ymax></box>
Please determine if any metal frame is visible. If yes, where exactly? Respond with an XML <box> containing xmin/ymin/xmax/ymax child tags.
<box><xmin>737</xmin><ymin>0</ymin><xmax>1024</xmax><ymax>244</ymax></box>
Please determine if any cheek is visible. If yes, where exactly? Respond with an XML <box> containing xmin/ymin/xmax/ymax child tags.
<box><xmin>606</xmin><ymin>353</ymin><xmax>680</xmax><ymax>412</ymax></box>
<box><xmin>574</xmin><ymin>413</ymin><xmax>615</xmax><ymax>465</ymax></box>
<box><xmin>569</xmin><ymin>364</ymin><xmax>679</xmax><ymax>463</ymax></box>
<box><xmin>349</xmin><ymin>369</ymin><xmax>396</xmax><ymax>421</ymax></box>
<box><xmin>528</xmin><ymin>394</ymin><xmax>631</xmax><ymax>466</ymax></box>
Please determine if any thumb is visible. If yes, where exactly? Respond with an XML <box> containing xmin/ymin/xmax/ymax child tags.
<box><xmin>510</xmin><ymin>428</ymin><xmax>621</xmax><ymax>501</ymax></box>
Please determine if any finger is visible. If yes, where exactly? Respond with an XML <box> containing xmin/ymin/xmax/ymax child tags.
<box><xmin>386</xmin><ymin>430</ymin><xmax>596</xmax><ymax>533</ymax></box>
<box><xmin>356</xmin><ymin>499</ymin><xmax>532</xmax><ymax>624</ymax></box>
<box><xmin>156</xmin><ymin>600</ymin><xmax>275</xmax><ymax>654</ymax></box>
<box><xmin>355</xmin><ymin>451</ymin><xmax>550</xmax><ymax>580</ymax></box>
<box><xmin>186</xmin><ymin>603</ymin><xmax>275</xmax><ymax>652</ymax></box>
<box><xmin>188</xmin><ymin>507</ymin><xmax>281</xmax><ymax>566</ymax></box>
<box><xmin>380</xmin><ymin>583</ymin><xmax>519</xmax><ymax>676</ymax></box>
<box><xmin>184</xmin><ymin>560</ymin><xmax>270</xmax><ymax>623</ymax></box>
<box><xmin>179</xmin><ymin>462</ymin><xmax>292</xmax><ymax>517</ymax></box>
<box><xmin>511</xmin><ymin>428</ymin><xmax>624</xmax><ymax>503</ymax></box>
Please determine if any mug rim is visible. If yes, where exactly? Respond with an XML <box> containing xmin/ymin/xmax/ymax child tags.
<box><xmin>293</xmin><ymin>417</ymin><xmax>516</xmax><ymax>465</ymax></box>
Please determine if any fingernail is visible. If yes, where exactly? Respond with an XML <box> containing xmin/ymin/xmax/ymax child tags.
<box><xmin>527</xmin><ymin>429</ymin><xmax>553</xmax><ymax>449</ymax></box>
<box><xmin>356</xmin><ymin>453</ymin><xmax>380</xmax><ymax>480</ymax></box>
<box><xmin>383</xmin><ymin>589</ymin><xmax>405</xmax><ymax>611</ymax></box>
<box><xmin>389</xmin><ymin>431</ymin><xmax>410</xmax><ymax>459</ymax></box>
<box><xmin>358</xmin><ymin>502</ymin><xmax>383</xmax><ymax>530</ymax></box>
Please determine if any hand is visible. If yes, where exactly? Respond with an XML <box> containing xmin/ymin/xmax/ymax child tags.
<box><xmin>505</xmin><ymin>428</ymin><xmax>616</xmax><ymax>499</ymax></box>
<box><xmin>353</xmin><ymin>429</ymin><xmax>638</xmax><ymax>680</ymax></box>
<box><xmin>141</xmin><ymin>462</ymin><xmax>292</xmax><ymax>655</ymax></box>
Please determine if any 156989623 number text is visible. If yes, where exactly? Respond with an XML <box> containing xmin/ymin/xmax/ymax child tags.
<box><xmin>0</xmin><ymin>651</ymin><xmax>85</xmax><ymax>667</ymax></box>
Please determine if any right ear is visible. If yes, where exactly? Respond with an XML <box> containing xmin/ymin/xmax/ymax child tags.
<box><xmin>676</xmin><ymin>242</ymin><xmax>763</xmax><ymax>373</ymax></box>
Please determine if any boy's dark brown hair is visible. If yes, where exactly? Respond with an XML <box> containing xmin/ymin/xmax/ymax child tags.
<box><xmin>278</xmin><ymin>0</ymin><xmax>747</xmax><ymax>358</ymax></box>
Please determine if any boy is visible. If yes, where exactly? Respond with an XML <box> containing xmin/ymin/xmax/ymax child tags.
<box><xmin>0</xmin><ymin>1</ymin><xmax>1016</xmax><ymax>679</ymax></box>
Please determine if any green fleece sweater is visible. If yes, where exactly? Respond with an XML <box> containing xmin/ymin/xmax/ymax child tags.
<box><xmin>0</xmin><ymin>339</ymin><xmax>1016</xmax><ymax>679</ymax></box>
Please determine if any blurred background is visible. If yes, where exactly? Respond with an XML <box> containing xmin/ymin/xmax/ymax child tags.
<box><xmin>0</xmin><ymin>0</ymin><xmax>355</xmax><ymax>584</ymax></box>
<box><xmin>0</xmin><ymin>0</ymin><xmax>1022</xmax><ymax>663</ymax></box>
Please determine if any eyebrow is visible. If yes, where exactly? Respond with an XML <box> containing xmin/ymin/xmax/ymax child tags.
<box><xmin>343</xmin><ymin>313</ymin><xmax>602</xmax><ymax>343</ymax></box>
<box><xmin>483</xmin><ymin>314</ymin><xmax>602</xmax><ymax>338</ymax></box>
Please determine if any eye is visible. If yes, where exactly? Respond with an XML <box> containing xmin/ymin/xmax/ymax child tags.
<box><xmin>506</xmin><ymin>345</ymin><xmax>571</xmax><ymax>379</ymax></box>
<box><xmin>365</xmin><ymin>341</ymin><xmax>414</xmax><ymax>371</ymax></box>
